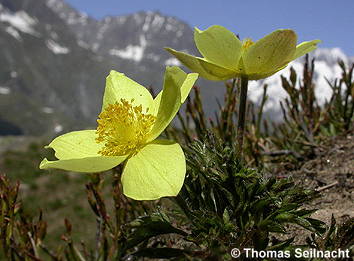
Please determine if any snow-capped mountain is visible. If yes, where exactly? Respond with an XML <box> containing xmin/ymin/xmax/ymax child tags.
<box><xmin>45</xmin><ymin>0</ymin><xmax>193</xmax><ymax>64</ymax></box>
<box><xmin>0</xmin><ymin>0</ymin><xmax>196</xmax><ymax>136</ymax></box>
<box><xmin>248</xmin><ymin>48</ymin><xmax>354</xmax><ymax>118</ymax></box>
<box><xmin>0</xmin><ymin>0</ymin><xmax>352</xmax><ymax>135</ymax></box>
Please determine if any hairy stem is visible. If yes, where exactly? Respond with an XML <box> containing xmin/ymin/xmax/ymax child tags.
<box><xmin>236</xmin><ymin>76</ymin><xmax>249</xmax><ymax>158</ymax></box>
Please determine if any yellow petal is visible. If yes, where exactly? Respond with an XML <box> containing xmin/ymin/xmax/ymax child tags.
<box><xmin>293</xmin><ymin>40</ymin><xmax>321</xmax><ymax>60</ymax></box>
<box><xmin>45</xmin><ymin>130</ymin><xmax>102</xmax><ymax>159</ymax></box>
<box><xmin>243</xmin><ymin>29</ymin><xmax>297</xmax><ymax>77</ymax></box>
<box><xmin>152</xmin><ymin>67</ymin><xmax>198</xmax><ymax>115</ymax></box>
<box><xmin>180</xmin><ymin>70</ymin><xmax>199</xmax><ymax>103</ymax></box>
<box><xmin>40</xmin><ymin>156</ymin><xmax>126</xmax><ymax>173</ymax></box>
<box><xmin>148</xmin><ymin>67</ymin><xmax>197</xmax><ymax>142</ymax></box>
<box><xmin>194</xmin><ymin>25</ymin><xmax>242</xmax><ymax>70</ymax></box>
<box><xmin>253</xmin><ymin>64</ymin><xmax>288</xmax><ymax>80</ymax></box>
<box><xmin>165</xmin><ymin>48</ymin><xmax>238</xmax><ymax>81</ymax></box>
<box><xmin>40</xmin><ymin>130</ymin><xmax>126</xmax><ymax>172</ymax></box>
<box><xmin>121</xmin><ymin>139</ymin><xmax>185</xmax><ymax>200</ymax></box>
<box><xmin>102</xmin><ymin>70</ymin><xmax>154</xmax><ymax>112</ymax></box>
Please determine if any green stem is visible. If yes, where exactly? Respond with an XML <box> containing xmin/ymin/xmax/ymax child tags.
<box><xmin>237</xmin><ymin>76</ymin><xmax>249</xmax><ymax>158</ymax></box>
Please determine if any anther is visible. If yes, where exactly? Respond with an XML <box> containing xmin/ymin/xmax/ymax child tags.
<box><xmin>95</xmin><ymin>99</ymin><xmax>156</xmax><ymax>156</ymax></box>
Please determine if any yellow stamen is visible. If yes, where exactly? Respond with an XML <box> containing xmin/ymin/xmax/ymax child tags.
<box><xmin>96</xmin><ymin>99</ymin><xmax>156</xmax><ymax>156</ymax></box>
<box><xmin>242</xmin><ymin>38</ymin><xmax>254</xmax><ymax>49</ymax></box>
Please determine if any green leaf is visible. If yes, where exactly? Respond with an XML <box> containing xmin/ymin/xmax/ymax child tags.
<box><xmin>293</xmin><ymin>217</ymin><xmax>318</xmax><ymax>232</ymax></box>
<box><xmin>194</xmin><ymin>25</ymin><xmax>242</xmax><ymax>70</ymax></box>
<box><xmin>102</xmin><ymin>70</ymin><xmax>154</xmax><ymax>112</ymax></box>
<box><xmin>165</xmin><ymin>48</ymin><xmax>237</xmax><ymax>81</ymax></box>
<box><xmin>279</xmin><ymin>203</ymin><xmax>299</xmax><ymax>212</ymax></box>
<box><xmin>121</xmin><ymin>139</ymin><xmax>186</xmax><ymax>200</ymax></box>
<box><xmin>223</xmin><ymin>208</ymin><xmax>230</xmax><ymax>223</ymax></box>
<box><xmin>275</xmin><ymin>213</ymin><xmax>297</xmax><ymax>222</ymax></box>
<box><xmin>258</xmin><ymin>220</ymin><xmax>286</xmax><ymax>233</ymax></box>
<box><xmin>293</xmin><ymin>209</ymin><xmax>317</xmax><ymax>217</ymax></box>
<box><xmin>305</xmin><ymin>217</ymin><xmax>326</xmax><ymax>234</ymax></box>
<box><xmin>254</xmin><ymin>230</ymin><xmax>269</xmax><ymax>249</ymax></box>
<box><xmin>126</xmin><ymin>216</ymin><xmax>187</xmax><ymax>249</ymax></box>
<box><xmin>268</xmin><ymin>237</ymin><xmax>295</xmax><ymax>250</ymax></box>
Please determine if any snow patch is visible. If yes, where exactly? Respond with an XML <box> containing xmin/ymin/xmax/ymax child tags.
<box><xmin>142</xmin><ymin>13</ymin><xmax>152</xmax><ymax>32</ymax></box>
<box><xmin>146</xmin><ymin>53</ymin><xmax>160</xmax><ymax>62</ymax></box>
<box><xmin>133</xmin><ymin>13</ymin><xmax>143</xmax><ymax>24</ymax></box>
<box><xmin>46</xmin><ymin>40</ymin><xmax>70</xmax><ymax>54</ymax></box>
<box><xmin>46</xmin><ymin>0</ymin><xmax>65</xmax><ymax>10</ymax></box>
<box><xmin>77</xmin><ymin>40</ymin><xmax>89</xmax><ymax>49</ymax></box>
<box><xmin>46</xmin><ymin>0</ymin><xmax>88</xmax><ymax>26</ymax></box>
<box><xmin>103</xmin><ymin>16</ymin><xmax>112</xmax><ymax>23</ymax></box>
<box><xmin>151</xmin><ymin>14</ymin><xmax>165</xmax><ymax>28</ymax></box>
<box><xmin>59</xmin><ymin>12</ymin><xmax>66</xmax><ymax>20</ymax></box>
<box><xmin>109</xmin><ymin>35</ymin><xmax>147</xmax><ymax>62</ymax></box>
<box><xmin>176</xmin><ymin>31</ymin><xmax>183</xmax><ymax>38</ymax></box>
<box><xmin>50</xmin><ymin>31</ymin><xmax>59</xmax><ymax>40</ymax></box>
<box><xmin>165</xmin><ymin>57</ymin><xmax>181</xmax><ymax>66</ymax></box>
<box><xmin>10</xmin><ymin>71</ymin><xmax>18</xmax><ymax>78</ymax></box>
<box><xmin>42</xmin><ymin>107</ymin><xmax>54</xmax><ymax>114</ymax></box>
<box><xmin>116</xmin><ymin>16</ymin><xmax>127</xmax><ymax>24</ymax></box>
<box><xmin>54</xmin><ymin>124</ymin><xmax>63</xmax><ymax>133</ymax></box>
<box><xmin>97</xmin><ymin>19</ymin><xmax>110</xmax><ymax>40</ymax></box>
<box><xmin>0</xmin><ymin>10</ymin><xmax>39</xmax><ymax>36</ymax></box>
<box><xmin>67</xmin><ymin>12</ymin><xmax>87</xmax><ymax>25</ymax></box>
<box><xmin>92</xmin><ymin>43</ymin><xmax>100</xmax><ymax>52</ymax></box>
<box><xmin>165</xmin><ymin>23</ymin><xmax>175</xmax><ymax>31</ymax></box>
<box><xmin>167</xmin><ymin>17</ymin><xmax>179</xmax><ymax>24</ymax></box>
<box><xmin>5</xmin><ymin>26</ymin><xmax>21</xmax><ymax>40</ymax></box>
<box><xmin>0</xmin><ymin>86</ymin><xmax>10</xmax><ymax>95</ymax></box>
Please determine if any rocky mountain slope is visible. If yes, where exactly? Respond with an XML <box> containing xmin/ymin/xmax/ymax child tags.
<box><xmin>0</xmin><ymin>0</ymin><xmax>352</xmax><ymax>136</ymax></box>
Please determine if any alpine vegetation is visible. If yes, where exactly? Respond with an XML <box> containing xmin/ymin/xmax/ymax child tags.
<box><xmin>0</xmin><ymin>14</ymin><xmax>353</xmax><ymax>261</ymax></box>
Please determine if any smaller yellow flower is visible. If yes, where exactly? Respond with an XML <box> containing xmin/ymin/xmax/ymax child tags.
<box><xmin>40</xmin><ymin>67</ymin><xmax>198</xmax><ymax>200</ymax></box>
<box><xmin>166</xmin><ymin>25</ymin><xmax>321</xmax><ymax>81</ymax></box>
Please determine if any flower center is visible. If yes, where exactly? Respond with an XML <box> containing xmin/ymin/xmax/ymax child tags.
<box><xmin>242</xmin><ymin>38</ymin><xmax>254</xmax><ymax>49</ymax></box>
<box><xmin>96</xmin><ymin>98</ymin><xmax>156</xmax><ymax>156</ymax></box>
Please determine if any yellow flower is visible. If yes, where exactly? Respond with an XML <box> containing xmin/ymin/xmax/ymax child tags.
<box><xmin>166</xmin><ymin>25</ymin><xmax>321</xmax><ymax>80</ymax></box>
<box><xmin>40</xmin><ymin>67</ymin><xmax>198</xmax><ymax>200</ymax></box>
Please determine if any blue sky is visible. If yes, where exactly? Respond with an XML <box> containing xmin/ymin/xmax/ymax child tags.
<box><xmin>66</xmin><ymin>0</ymin><xmax>354</xmax><ymax>56</ymax></box>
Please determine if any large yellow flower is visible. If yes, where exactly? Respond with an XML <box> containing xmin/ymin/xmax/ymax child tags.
<box><xmin>40</xmin><ymin>67</ymin><xmax>198</xmax><ymax>200</ymax></box>
<box><xmin>166</xmin><ymin>25</ymin><xmax>320</xmax><ymax>80</ymax></box>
